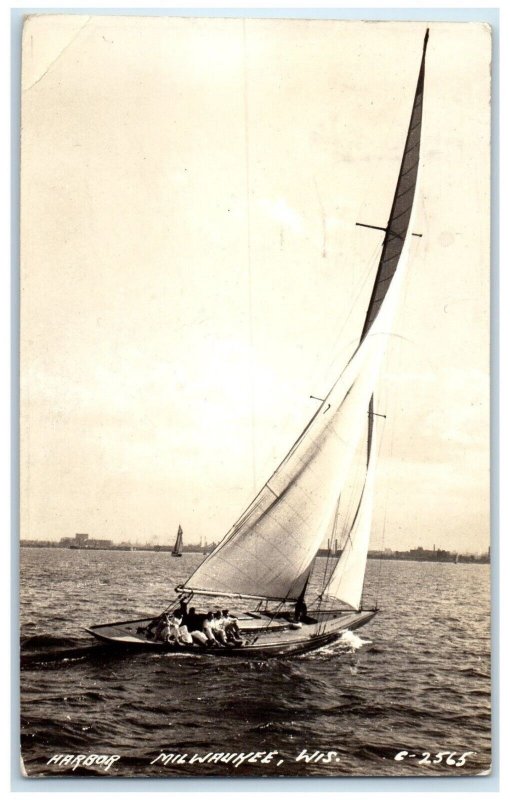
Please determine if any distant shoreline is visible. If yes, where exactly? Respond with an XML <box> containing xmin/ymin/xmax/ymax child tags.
<box><xmin>19</xmin><ymin>542</ymin><xmax>213</xmax><ymax>554</ymax></box>
<box><xmin>366</xmin><ymin>553</ymin><xmax>490</xmax><ymax>564</ymax></box>
<box><xmin>19</xmin><ymin>541</ymin><xmax>490</xmax><ymax>564</ymax></box>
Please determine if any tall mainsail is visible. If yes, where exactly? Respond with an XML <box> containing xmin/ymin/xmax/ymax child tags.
<box><xmin>182</xmin><ymin>30</ymin><xmax>428</xmax><ymax>602</ymax></box>
<box><xmin>323</xmin><ymin>28</ymin><xmax>429</xmax><ymax>609</ymax></box>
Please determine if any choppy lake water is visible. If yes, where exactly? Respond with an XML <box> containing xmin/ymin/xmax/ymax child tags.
<box><xmin>20</xmin><ymin>549</ymin><xmax>491</xmax><ymax>778</ymax></box>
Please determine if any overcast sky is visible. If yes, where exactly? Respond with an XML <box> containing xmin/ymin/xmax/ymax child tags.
<box><xmin>21</xmin><ymin>17</ymin><xmax>490</xmax><ymax>553</ymax></box>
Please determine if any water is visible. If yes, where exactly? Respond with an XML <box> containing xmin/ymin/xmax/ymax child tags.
<box><xmin>20</xmin><ymin>549</ymin><xmax>491</xmax><ymax>778</ymax></box>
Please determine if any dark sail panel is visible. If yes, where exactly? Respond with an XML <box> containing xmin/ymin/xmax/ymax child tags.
<box><xmin>361</xmin><ymin>29</ymin><xmax>429</xmax><ymax>340</ymax></box>
<box><xmin>172</xmin><ymin>525</ymin><xmax>183</xmax><ymax>556</ymax></box>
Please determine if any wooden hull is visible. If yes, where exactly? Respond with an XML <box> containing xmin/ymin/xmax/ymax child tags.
<box><xmin>85</xmin><ymin>609</ymin><xmax>376</xmax><ymax>658</ymax></box>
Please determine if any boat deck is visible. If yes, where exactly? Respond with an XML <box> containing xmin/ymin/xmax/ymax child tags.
<box><xmin>85</xmin><ymin>608</ymin><xmax>375</xmax><ymax>656</ymax></box>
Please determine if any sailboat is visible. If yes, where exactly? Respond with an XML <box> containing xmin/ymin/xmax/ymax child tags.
<box><xmin>86</xmin><ymin>29</ymin><xmax>429</xmax><ymax>657</ymax></box>
<box><xmin>171</xmin><ymin>525</ymin><xmax>184</xmax><ymax>557</ymax></box>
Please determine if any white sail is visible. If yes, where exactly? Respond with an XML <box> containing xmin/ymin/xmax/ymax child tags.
<box><xmin>322</xmin><ymin>414</ymin><xmax>378</xmax><ymax>610</ymax></box>
<box><xmin>183</xmin><ymin>242</ymin><xmax>410</xmax><ymax>600</ymax></box>
<box><xmin>182</xmin><ymin>29</ymin><xmax>428</xmax><ymax>603</ymax></box>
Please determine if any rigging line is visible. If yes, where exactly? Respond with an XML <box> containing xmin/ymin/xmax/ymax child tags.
<box><xmin>373</xmin><ymin>218</ymin><xmax>415</xmax><ymax>604</ymax></box>
<box><xmin>373</xmin><ymin>261</ymin><xmax>409</xmax><ymax>606</ymax></box>
<box><xmin>316</xmin><ymin>514</ymin><xmax>338</xmax><ymax>618</ymax></box>
<box><xmin>376</xmin><ymin>504</ymin><xmax>388</xmax><ymax>609</ymax></box>
<box><xmin>259</xmin><ymin>569</ymin><xmax>309</xmax><ymax>634</ymax></box>
<box><xmin>316</xmin><ymin>526</ymin><xmax>343</xmax><ymax>634</ymax></box>
<box><xmin>316</xmin><ymin>491</ymin><xmax>361</xmax><ymax>629</ymax></box>
<box><xmin>186</xmin><ymin>449</ymin><xmax>318</xmax><ymax>587</ymax></box>
<box><xmin>357</xmin><ymin>415</ymin><xmax>379</xmax><ymax>610</ymax></box>
<box><xmin>317</xmin><ymin>490</ymin><xmax>343</xmax><ymax>596</ymax></box>
<box><xmin>312</xmin><ymin>239</ymin><xmax>382</xmax><ymax>388</ymax></box>
<box><xmin>313</xmin><ymin>559</ymin><xmax>328</xmax><ymax>631</ymax></box>
<box><xmin>372</xmin><ymin>337</ymin><xmax>398</xmax><ymax>608</ymax></box>
<box><xmin>186</xmin><ymin>249</ymin><xmax>381</xmax><ymax>590</ymax></box>
<box><xmin>317</xmin><ymin>481</ymin><xmax>353</xmax><ymax>603</ymax></box>
<box><xmin>375</xmin><ymin>413</ymin><xmax>391</xmax><ymax>609</ymax></box>
<box><xmin>181</xmin><ymin>436</ymin><xmax>302</xmax><ymax>588</ymax></box>
<box><xmin>336</xmin><ymin>432</ymin><xmax>368</xmax><ymax>549</ymax></box>
<box><xmin>363</xmin><ymin>407</ymin><xmax>387</xmax><ymax>609</ymax></box>
<box><xmin>161</xmin><ymin>595</ymin><xmax>181</xmax><ymax>614</ymax></box>
<box><xmin>162</xmin><ymin>582</ymin><xmax>196</xmax><ymax>614</ymax></box>
<box><xmin>317</xmin><ymin>429</ymin><xmax>370</xmax><ymax>621</ymax></box>
<box><xmin>197</xmin><ymin>364</ymin><xmax>351</xmax><ymax>575</ymax></box>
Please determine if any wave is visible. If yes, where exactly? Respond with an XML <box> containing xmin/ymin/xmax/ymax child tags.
<box><xmin>20</xmin><ymin>643</ymin><xmax>108</xmax><ymax>669</ymax></box>
<box><xmin>21</xmin><ymin>634</ymin><xmax>83</xmax><ymax>650</ymax></box>
<box><xmin>297</xmin><ymin>630</ymin><xmax>372</xmax><ymax>660</ymax></box>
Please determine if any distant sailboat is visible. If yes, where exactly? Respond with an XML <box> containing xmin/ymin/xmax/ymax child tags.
<box><xmin>171</xmin><ymin>525</ymin><xmax>183</xmax><ymax>557</ymax></box>
<box><xmin>87</xmin><ymin>29</ymin><xmax>430</xmax><ymax>656</ymax></box>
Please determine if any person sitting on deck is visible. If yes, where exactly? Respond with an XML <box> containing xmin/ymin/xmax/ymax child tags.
<box><xmin>202</xmin><ymin>611</ymin><xmax>221</xmax><ymax>646</ymax></box>
<box><xmin>212</xmin><ymin>610</ymin><xmax>230</xmax><ymax>646</ymax></box>
<box><xmin>158</xmin><ymin>612</ymin><xmax>191</xmax><ymax>646</ymax></box>
<box><xmin>143</xmin><ymin>595</ymin><xmax>193</xmax><ymax>640</ymax></box>
<box><xmin>222</xmin><ymin>609</ymin><xmax>243</xmax><ymax>643</ymax></box>
<box><xmin>154</xmin><ymin>613</ymin><xmax>172</xmax><ymax>642</ymax></box>
<box><xmin>178</xmin><ymin>597</ymin><xmax>190</xmax><ymax>622</ymax></box>
<box><xmin>144</xmin><ymin>612</ymin><xmax>166</xmax><ymax>639</ymax></box>
<box><xmin>171</xmin><ymin>612</ymin><xmax>194</xmax><ymax>645</ymax></box>
<box><xmin>185</xmin><ymin>607</ymin><xmax>208</xmax><ymax>646</ymax></box>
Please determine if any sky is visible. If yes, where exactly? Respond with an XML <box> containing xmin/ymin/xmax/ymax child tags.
<box><xmin>20</xmin><ymin>16</ymin><xmax>491</xmax><ymax>553</ymax></box>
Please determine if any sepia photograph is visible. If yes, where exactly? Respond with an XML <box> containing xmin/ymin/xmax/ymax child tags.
<box><xmin>19</xmin><ymin>14</ymin><xmax>491</xmax><ymax>779</ymax></box>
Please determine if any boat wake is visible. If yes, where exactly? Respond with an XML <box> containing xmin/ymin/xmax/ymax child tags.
<box><xmin>296</xmin><ymin>630</ymin><xmax>372</xmax><ymax>660</ymax></box>
<box><xmin>21</xmin><ymin>633</ymin><xmax>79</xmax><ymax>650</ymax></box>
<box><xmin>20</xmin><ymin>634</ymin><xmax>113</xmax><ymax>669</ymax></box>
<box><xmin>339</xmin><ymin>630</ymin><xmax>372</xmax><ymax>650</ymax></box>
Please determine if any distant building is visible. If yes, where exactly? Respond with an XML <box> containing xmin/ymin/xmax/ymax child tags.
<box><xmin>60</xmin><ymin>533</ymin><xmax>113</xmax><ymax>549</ymax></box>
